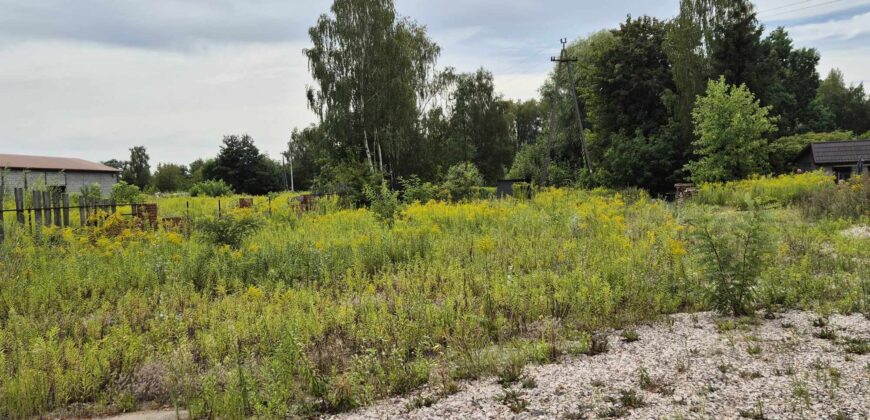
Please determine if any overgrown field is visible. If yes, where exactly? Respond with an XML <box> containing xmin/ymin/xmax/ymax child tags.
<box><xmin>1</xmin><ymin>174</ymin><xmax>870</xmax><ymax>418</ymax></box>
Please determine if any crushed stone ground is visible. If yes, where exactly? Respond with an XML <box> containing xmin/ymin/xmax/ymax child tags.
<box><xmin>332</xmin><ymin>311</ymin><xmax>870</xmax><ymax>419</ymax></box>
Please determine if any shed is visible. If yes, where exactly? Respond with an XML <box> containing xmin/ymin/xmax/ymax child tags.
<box><xmin>496</xmin><ymin>179</ymin><xmax>532</xmax><ymax>198</ymax></box>
<box><xmin>794</xmin><ymin>140</ymin><xmax>870</xmax><ymax>181</ymax></box>
<box><xmin>0</xmin><ymin>153</ymin><xmax>120</xmax><ymax>196</ymax></box>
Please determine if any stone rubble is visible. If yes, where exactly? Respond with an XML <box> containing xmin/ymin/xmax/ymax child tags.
<box><xmin>332</xmin><ymin>311</ymin><xmax>870</xmax><ymax>419</ymax></box>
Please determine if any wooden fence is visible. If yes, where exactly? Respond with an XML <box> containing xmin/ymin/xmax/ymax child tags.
<box><xmin>0</xmin><ymin>188</ymin><xmax>157</xmax><ymax>243</ymax></box>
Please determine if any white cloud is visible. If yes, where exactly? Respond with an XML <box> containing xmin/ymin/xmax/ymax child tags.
<box><xmin>495</xmin><ymin>73</ymin><xmax>546</xmax><ymax>101</ymax></box>
<box><xmin>818</xmin><ymin>46</ymin><xmax>870</xmax><ymax>85</ymax></box>
<box><xmin>0</xmin><ymin>40</ymin><xmax>314</xmax><ymax>165</ymax></box>
<box><xmin>788</xmin><ymin>11</ymin><xmax>870</xmax><ymax>42</ymax></box>
<box><xmin>756</xmin><ymin>0</ymin><xmax>870</xmax><ymax>22</ymax></box>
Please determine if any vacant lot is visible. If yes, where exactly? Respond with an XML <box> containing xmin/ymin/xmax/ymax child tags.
<box><xmin>1</xmin><ymin>174</ymin><xmax>869</xmax><ymax>418</ymax></box>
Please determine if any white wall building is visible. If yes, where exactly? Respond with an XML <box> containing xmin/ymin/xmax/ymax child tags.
<box><xmin>0</xmin><ymin>154</ymin><xmax>120</xmax><ymax>196</ymax></box>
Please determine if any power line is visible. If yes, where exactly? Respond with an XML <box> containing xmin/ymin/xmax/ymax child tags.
<box><xmin>759</xmin><ymin>0</ymin><xmax>820</xmax><ymax>14</ymax></box>
<box><xmin>761</xmin><ymin>0</ymin><xmax>843</xmax><ymax>18</ymax></box>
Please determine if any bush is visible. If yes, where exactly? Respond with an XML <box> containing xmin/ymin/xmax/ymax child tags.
<box><xmin>78</xmin><ymin>183</ymin><xmax>103</xmax><ymax>202</ymax></box>
<box><xmin>190</xmin><ymin>179</ymin><xmax>234</xmax><ymax>197</ymax></box>
<box><xmin>443</xmin><ymin>163</ymin><xmax>484</xmax><ymax>201</ymax></box>
<box><xmin>688</xmin><ymin>201</ymin><xmax>774</xmax><ymax>316</ymax></box>
<box><xmin>399</xmin><ymin>175</ymin><xmax>440</xmax><ymax>204</ymax></box>
<box><xmin>110</xmin><ymin>181</ymin><xmax>142</xmax><ymax>203</ymax></box>
<box><xmin>695</xmin><ymin>172</ymin><xmax>834</xmax><ymax>208</ymax></box>
<box><xmin>196</xmin><ymin>211</ymin><xmax>263</xmax><ymax>248</ymax></box>
<box><xmin>364</xmin><ymin>181</ymin><xmax>401</xmax><ymax>224</ymax></box>
<box><xmin>799</xmin><ymin>174</ymin><xmax>870</xmax><ymax>220</ymax></box>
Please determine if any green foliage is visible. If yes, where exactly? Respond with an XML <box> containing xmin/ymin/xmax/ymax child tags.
<box><xmin>695</xmin><ymin>171</ymin><xmax>834</xmax><ymax>208</ymax></box>
<box><xmin>313</xmin><ymin>159</ymin><xmax>382</xmax><ymax>205</ymax></box>
<box><xmin>123</xmin><ymin>146</ymin><xmax>152</xmax><ymax>190</ymax></box>
<box><xmin>363</xmin><ymin>182</ymin><xmax>401</xmax><ymax>224</ymax></box>
<box><xmin>817</xmin><ymin>69</ymin><xmax>870</xmax><ymax>134</ymax></box>
<box><xmin>686</xmin><ymin>77</ymin><xmax>777</xmax><ymax>183</ymax></box>
<box><xmin>78</xmin><ymin>182</ymin><xmax>103</xmax><ymax>201</ymax></box>
<box><xmin>6</xmin><ymin>183</ymin><xmax>870</xmax><ymax>418</ymax></box>
<box><xmin>443</xmin><ymin>163</ymin><xmax>483</xmax><ymax>201</ymax></box>
<box><xmin>205</xmin><ymin>135</ymin><xmax>281</xmax><ymax>195</ymax></box>
<box><xmin>399</xmin><ymin>175</ymin><xmax>440</xmax><ymax>204</ymax></box>
<box><xmin>688</xmin><ymin>201</ymin><xmax>774</xmax><ymax>316</ymax></box>
<box><xmin>768</xmin><ymin>131</ymin><xmax>855</xmax><ymax>173</ymax></box>
<box><xmin>110</xmin><ymin>180</ymin><xmax>142</xmax><ymax>203</ymax></box>
<box><xmin>189</xmin><ymin>179</ymin><xmax>234</xmax><ymax>197</ymax></box>
<box><xmin>304</xmin><ymin>0</ymin><xmax>441</xmax><ymax>180</ymax></box>
<box><xmin>153</xmin><ymin>163</ymin><xmax>189</xmax><ymax>192</ymax></box>
<box><xmin>799</xmin><ymin>174</ymin><xmax>870</xmax><ymax>220</ymax></box>
<box><xmin>196</xmin><ymin>211</ymin><xmax>264</xmax><ymax>249</ymax></box>
<box><xmin>447</xmin><ymin>69</ymin><xmax>515</xmax><ymax>183</ymax></box>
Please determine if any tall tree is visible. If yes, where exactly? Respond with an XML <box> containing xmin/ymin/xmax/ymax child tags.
<box><xmin>709</xmin><ymin>0</ymin><xmax>768</xmax><ymax>98</ymax></box>
<box><xmin>507</xmin><ymin>99</ymin><xmax>544</xmax><ymax>148</ymax></box>
<box><xmin>304</xmin><ymin>0</ymin><xmax>440</xmax><ymax>180</ymax></box>
<box><xmin>205</xmin><ymin>135</ymin><xmax>280</xmax><ymax>195</ymax></box>
<box><xmin>124</xmin><ymin>146</ymin><xmax>151</xmax><ymax>190</ymax></box>
<box><xmin>686</xmin><ymin>78</ymin><xmax>777</xmax><ymax>182</ymax></box>
<box><xmin>152</xmin><ymin>163</ymin><xmax>189</xmax><ymax>192</ymax></box>
<box><xmin>817</xmin><ymin>69</ymin><xmax>870</xmax><ymax>134</ymax></box>
<box><xmin>761</xmin><ymin>28</ymin><xmax>826</xmax><ymax>135</ymax></box>
<box><xmin>446</xmin><ymin>69</ymin><xmax>514</xmax><ymax>183</ymax></box>
<box><xmin>666</xmin><ymin>0</ymin><xmax>757</xmax><ymax>158</ymax></box>
<box><xmin>587</xmin><ymin>16</ymin><xmax>680</xmax><ymax>193</ymax></box>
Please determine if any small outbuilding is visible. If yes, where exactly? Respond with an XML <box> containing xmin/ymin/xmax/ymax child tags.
<box><xmin>794</xmin><ymin>140</ymin><xmax>870</xmax><ymax>181</ymax></box>
<box><xmin>0</xmin><ymin>153</ymin><xmax>121</xmax><ymax>196</ymax></box>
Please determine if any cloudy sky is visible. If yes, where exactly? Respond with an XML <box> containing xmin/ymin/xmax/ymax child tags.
<box><xmin>2</xmin><ymin>0</ymin><xmax>870</xmax><ymax>166</ymax></box>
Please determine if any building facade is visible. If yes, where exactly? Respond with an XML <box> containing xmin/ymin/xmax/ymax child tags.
<box><xmin>794</xmin><ymin>140</ymin><xmax>870</xmax><ymax>181</ymax></box>
<box><xmin>0</xmin><ymin>154</ymin><xmax>120</xmax><ymax>196</ymax></box>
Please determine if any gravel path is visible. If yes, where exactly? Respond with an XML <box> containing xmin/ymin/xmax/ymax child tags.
<box><xmin>332</xmin><ymin>311</ymin><xmax>870</xmax><ymax>419</ymax></box>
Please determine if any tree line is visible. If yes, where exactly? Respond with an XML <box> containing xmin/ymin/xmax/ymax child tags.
<box><xmin>109</xmin><ymin>0</ymin><xmax>870</xmax><ymax>198</ymax></box>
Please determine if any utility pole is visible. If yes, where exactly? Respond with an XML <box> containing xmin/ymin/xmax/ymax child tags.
<box><xmin>550</xmin><ymin>38</ymin><xmax>593</xmax><ymax>175</ymax></box>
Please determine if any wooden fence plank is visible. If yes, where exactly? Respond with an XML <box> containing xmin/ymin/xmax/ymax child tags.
<box><xmin>62</xmin><ymin>194</ymin><xmax>70</xmax><ymax>227</ymax></box>
<box><xmin>42</xmin><ymin>191</ymin><xmax>52</xmax><ymax>227</ymax></box>
<box><xmin>53</xmin><ymin>191</ymin><xmax>62</xmax><ymax>227</ymax></box>
<box><xmin>0</xmin><ymin>188</ymin><xmax>5</xmax><ymax>243</ymax></box>
<box><xmin>78</xmin><ymin>197</ymin><xmax>86</xmax><ymax>227</ymax></box>
<box><xmin>33</xmin><ymin>191</ymin><xmax>42</xmax><ymax>240</ymax></box>
<box><xmin>14</xmin><ymin>188</ymin><xmax>24</xmax><ymax>225</ymax></box>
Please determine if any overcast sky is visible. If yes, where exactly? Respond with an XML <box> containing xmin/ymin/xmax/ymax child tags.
<box><xmin>2</xmin><ymin>0</ymin><xmax>870</xmax><ymax>166</ymax></box>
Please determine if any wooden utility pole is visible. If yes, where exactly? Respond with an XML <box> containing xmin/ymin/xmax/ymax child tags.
<box><xmin>550</xmin><ymin>38</ymin><xmax>593</xmax><ymax>175</ymax></box>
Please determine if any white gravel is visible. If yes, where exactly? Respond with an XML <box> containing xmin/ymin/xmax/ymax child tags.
<box><xmin>841</xmin><ymin>226</ymin><xmax>870</xmax><ymax>239</ymax></box>
<box><xmin>332</xmin><ymin>311</ymin><xmax>870</xmax><ymax>419</ymax></box>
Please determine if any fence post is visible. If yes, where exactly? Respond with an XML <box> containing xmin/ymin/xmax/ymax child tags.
<box><xmin>14</xmin><ymin>188</ymin><xmax>24</xmax><ymax>225</ymax></box>
<box><xmin>218</xmin><ymin>199</ymin><xmax>222</xmax><ymax>217</ymax></box>
<box><xmin>0</xmin><ymin>188</ymin><xmax>5</xmax><ymax>243</ymax></box>
<box><xmin>62</xmin><ymin>193</ymin><xmax>70</xmax><ymax>227</ymax></box>
<box><xmin>78</xmin><ymin>197</ymin><xmax>86</xmax><ymax>227</ymax></box>
<box><xmin>42</xmin><ymin>191</ymin><xmax>52</xmax><ymax>227</ymax></box>
<box><xmin>33</xmin><ymin>191</ymin><xmax>42</xmax><ymax>240</ymax></box>
<box><xmin>53</xmin><ymin>191</ymin><xmax>61</xmax><ymax>227</ymax></box>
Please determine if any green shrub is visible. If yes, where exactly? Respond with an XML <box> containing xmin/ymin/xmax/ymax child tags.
<box><xmin>688</xmin><ymin>201</ymin><xmax>774</xmax><ymax>316</ymax></box>
<box><xmin>189</xmin><ymin>179</ymin><xmax>234</xmax><ymax>197</ymax></box>
<box><xmin>363</xmin><ymin>181</ymin><xmax>401</xmax><ymax>224</ymax></box>
<box><xmin>695</xmin><ymin>171</ymin><xmax>834</xmax><ymax>208</ymax></box>
<box><xmin>78</xmin><ymin>182</ymin><xmax>103</xmax><ymax>202</ymax></box>
<box><xmin>399</xmin><ymin>175</ymin><xmax>440</xmax><ymax>204</ymax></box>
<box><xmin>196</xmin><ymin>212</ymin><xmax>263</xmax><ymax>248</ymax></box>
<box><xmin>110</xmin><ymin>181</ymin><xmax>142</xmax><ymax>203</ymax></box>
<box><xmin>799</xmin><ymin>174</ymin><xmax>870</xmax><ymax>220</ymax></box>
<box><xmin>443</xmin><ymin>162</ymin><xmax>483</xmax><ymax>201</ymax></box>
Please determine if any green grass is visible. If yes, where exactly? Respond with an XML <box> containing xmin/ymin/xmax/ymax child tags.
<box><xmin>0</xmin><ymin>186</ymin><xmax>869</xmax><ymax>418</ymax></box>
